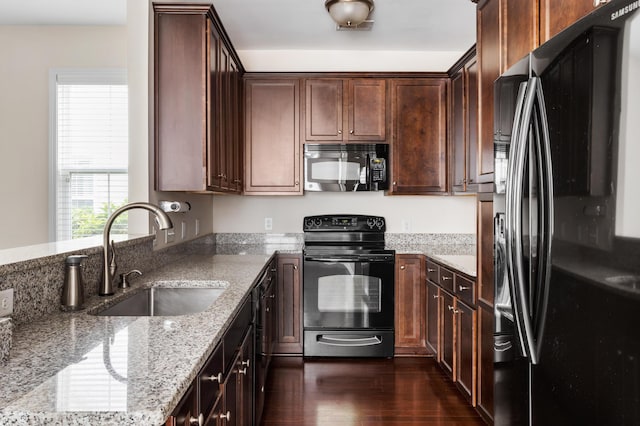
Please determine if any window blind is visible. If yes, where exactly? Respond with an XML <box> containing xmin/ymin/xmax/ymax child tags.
<box><xmin>51</xmin><ymin>70</ymin><xmax>129</xmax><ymax>241</ymax></box>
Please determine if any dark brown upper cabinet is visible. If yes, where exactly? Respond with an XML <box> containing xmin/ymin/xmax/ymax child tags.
<box><xmin>154</xmin><ymin>4</ymin><xmax>243</xmax><ymax>193</ymax></box>
<box><xmin>244</xmin><ymin>78</ymin><xmax>302</xmax><ymax>195</ymax></box>
<box><xmin>303</xmin><ymin>78</ymin><xmax>387</xmax><ymax>143</ymax></box>
<box><xmin>389</xmin><ymin>78</ymin><xmax>448</xmax><ymax>194</ymax></box>
<box><xmin>450</xmin><ymin>47</ymin><xmax>478</xmax><ymax>193</ymax></box>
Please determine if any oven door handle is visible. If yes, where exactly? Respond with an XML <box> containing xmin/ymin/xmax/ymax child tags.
<box><xmin>317</xmin><ymin>335</ymin><xmax>383</xmax><ymax>347</ymax></box>
<box><xmin>304</xmin><ymin>255</ymin><xmax>393</xmax><ymax>263</ymax></box>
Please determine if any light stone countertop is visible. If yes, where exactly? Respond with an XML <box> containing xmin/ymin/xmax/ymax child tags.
<box><xmin>0</xmin><ymin>253</ymin><xmax>274</xmax><ymax>426</ymax></box>
<box><xmin>0</xmin><ymin>240</ymin><xmax>477</xmax><ymax>425</ymax></box>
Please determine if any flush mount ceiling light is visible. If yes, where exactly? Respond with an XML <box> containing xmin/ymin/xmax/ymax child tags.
<box><xmin>325</xmin><ymin>0</ymin><xmax>374</xmax><ymax>28</ymax></box>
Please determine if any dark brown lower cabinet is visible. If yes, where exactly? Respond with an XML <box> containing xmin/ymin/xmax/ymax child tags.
<box><xmin>274</xmin><ymin>254</ymin><xmax>302</xmax><ymax>355</ymax></box>
<box><xmin>425</xmin><ymin>280</ymin><xmax>441</xmax><ymax>360</ymax></box>
<box><xmin>455</xmin><ymin>299</ymin><xmax>477</xmax><ymax>405</ymax></box>
<box><xmin>477</xmin><ymin>303</ymin><xmax>495</xmax><ymax>422</ymax></box>
<box><xmin>395</xmin><ymin>254</ymin><xmax>427</xmax><ymax>355</ymax></box>
<box><xmin>441</xmin><ymin>290</ymin><xmax>455</xmax><ymax>377</ymax></box>
<box><xmin>166</xmin><ymin>384</ymin><xmax>198</xmax><ymax>426</ymax></box>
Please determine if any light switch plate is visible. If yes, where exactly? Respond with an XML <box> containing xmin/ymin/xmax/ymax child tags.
<box><xmin>0</xmin><ymin>289</ymin><xmax>14</xmax><ymax>317</ymax></box>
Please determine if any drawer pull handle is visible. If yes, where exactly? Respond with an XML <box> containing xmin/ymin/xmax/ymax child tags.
<box><xmin>442</xmin><ymin>276</ymin><xmax>452</xmax><ymax>281</ymax></box>
<box><xmin>427</xmin><ymin>268</ymin><xmax>436</xmax><ymax>272</ymax></box>
<box><xmin>459</xmin><ymin>285</ymin><xmax>470</xmax><ymax>291</ymax></box>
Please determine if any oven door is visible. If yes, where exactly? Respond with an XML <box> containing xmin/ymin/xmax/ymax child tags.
<box><xmin>303</xmin><ymin>252</ymin><xmax>395</xmax><ymax>329</ymax></box>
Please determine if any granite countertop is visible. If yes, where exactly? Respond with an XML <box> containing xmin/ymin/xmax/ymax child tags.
<box><xmin>0</xmin><ymin>253</ymin><xmax>274</xmax><ymax>425</ymax></box>
<box><xmin>389</xmin><ymin>244</ymin><xmax>477</xmax><ymax>277</ymax></box>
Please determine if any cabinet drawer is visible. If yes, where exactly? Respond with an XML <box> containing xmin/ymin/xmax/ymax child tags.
<box><xmin>455</xmin><ymin>275</ymin><xmax>476</xmax><ymax>306</ymax></box>
<box><xmin>224</xmin><ymin>297</ymin><xmax>252</xmax><ymax>372</ymax></box>
<box><xmin>426</xmin><ymin>260</ymin><xmax>439</xmax><ymax>283</ymax></box>
<box><xmin>439</xmin><ymin>267</ymin><xmax>455</xmax><ymax>292</ymax></box>
<box><xmin>199</xmin><ymin>344</ymin><xmax>224</xmax><ymax>419</ymax></box>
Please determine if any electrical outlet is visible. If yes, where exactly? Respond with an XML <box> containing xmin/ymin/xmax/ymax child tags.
<box><xmin>181</xmin><ymin>221</ymin><xmax>187</xmax><ymax>240</ymax></box>
<box><xmin>402</xmin><ymin>220</ymin><xmax>411</xmax><ymax>232</ymax></box>
<box><xmin>264</xmin><ymin>217</ymin><xmax>273</xmax><ymax>231</ymax></box>
<box><xmin>165</xmin><ymin>229</ymin><xmax>175</xmax><ymax>244</ymax></box>
<box><xmin>0</xmin><ymin>289</ymin><xmax>14</xmax><ymax>317</ymax></box>
<box><xmin>195</xmin><ymin>219</ymin><xmax>200</xmax><ymax>236</ymax></box>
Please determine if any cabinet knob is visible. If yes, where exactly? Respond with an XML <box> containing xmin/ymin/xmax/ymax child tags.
<box><xmin>293</xmin><ymin>265</ymin><xmax>298</xmax><ymax>270</ymax></box>
<box><xmin>427</xmin><ymin>268</ymin><xmax>436</xmax><ymax>272</ymax></box>
<box><xmin>338</xmin><ymin>130</ymin><xmax>342</xmax><ymax>134</ymax></box>
<box><xmin>433</xmin><ymin>294</ymin><xmax>439</xmax><ymax>299</ymax></box>
<box><xmin>238</xmin><ymin>367</ymin><xmax>248</xmax><ymax>375</ymax></box>
<box><xmin>219</xmin><ymin>411</ymin><xmax>231</xmax><ymax>421</ymax></box>
<box><xmin>469</xmin><ymin>178</ymin><xmax>474</xmax><ymax>183</ymax></box>
<box><xmin>241</xmin><ymin>359</ymin><xmax>250</xmax><ymax>368</ymax></box>
<box><xmin>448</xmin><ymin>305</ymin><xmax>454</xmax><ymax>311</ymax></box>
<box><xmin>189</xmin><ymin>414</ymin><xmax>204</xmax><ymax>426</ymax></box>
<box><xmin>295</xmin><ymin>181</ymin><xmax>299</xmax><ymax>186</ymax></box>
<box><xmin>442</xmin><ymin>276</ymin><xmax>452</xmax><ymax>281</ymax></box>
<box><xmin>400</xmin><ymin>265</ymin><xmax>405</xmax><ymax>270</ymax></box>
<box><xmin>206</xmin><ymin>372</ymin><xmax>223</xmax><ymax>383</ymax></box>
<box><xmin>458</xmin><ymin>285</ymin><xmax>470</xmax><ymax>291</ymax></box>
<box><xmin>393</xmin><ymin>181</ymin><xmax>397</xmax><ymax>186</ymax></box>
<box><xmin>349</xmin><ymin>130</ymin><xmax>354</xmax><ymax>134</ymax></box>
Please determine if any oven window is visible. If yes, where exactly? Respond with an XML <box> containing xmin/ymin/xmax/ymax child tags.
<box><xmin>317</xmin><ymin>275</ymin><xmax>381</xmax><ymax>312</ymax></box>
<box><xmin>310</xmin><ymin>161</ymin><xmax>365</xmax><ymax>183</ymax></box>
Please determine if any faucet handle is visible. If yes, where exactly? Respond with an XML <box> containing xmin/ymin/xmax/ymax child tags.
<box><xmin>119</xmin><ymin>269</ymin><xmax>142</xmax><ymax>289</ymax></box>
<box><xmin>109</xmin><ymin>240</ymin><xmax>118</xmax><ymax>278</ymax></box>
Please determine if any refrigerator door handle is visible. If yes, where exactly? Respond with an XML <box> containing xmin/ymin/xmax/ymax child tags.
<box><xmin>506</xmin><ymin>77</ymin><xmax>539</xmax><ymax>364</ymax></box>
<box><xmin>530</xmin><ymin>76</ymin><xmax>554</xmax><ymax>362</ymax></box>
<box><xmin>504</xmin><ymin>80</ymin><xmax>530</xmax><ymax>357</ymax></box>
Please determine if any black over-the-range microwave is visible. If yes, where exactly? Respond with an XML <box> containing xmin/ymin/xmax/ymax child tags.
<box><xmin>303</xmin><ymin>143</ymin><xmax>388</xmax><ymax>192</ymax></box>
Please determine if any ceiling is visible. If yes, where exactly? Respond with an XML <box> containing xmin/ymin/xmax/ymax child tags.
<box><xmin>0</xmin><ymin>0</ymin><xmax>477</xmax><ymax>54</ymax></box>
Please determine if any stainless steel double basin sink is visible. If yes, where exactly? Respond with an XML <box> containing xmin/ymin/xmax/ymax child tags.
<box><xmin>94</xmin><ymin>285</ymin><xmax>226</xmax><ymax>317</ymax></box>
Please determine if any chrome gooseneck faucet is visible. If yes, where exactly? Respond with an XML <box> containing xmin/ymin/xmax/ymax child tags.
<box><xmin>100</xmin><ymin>202</ymin><xmax>173</xmax><ymax>296</ymax></box>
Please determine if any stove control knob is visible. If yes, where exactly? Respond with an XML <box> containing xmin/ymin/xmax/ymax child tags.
<box><xmin>366</xmin><ymin>218</ymin><xmax>376</xmax><ymax>229</ymax></box>
<box><xmin>304</xmin><ymin>218</ymin><xmax>314</xmax><ymax>229</ymax></box>
<box><xmin>375</xmin><ymin>218</ymin><xmax>384</xmax><ymax>229</ymax></box>
<box><xmin>314</xmin><ymin>218</ymin><xmax>323</xmax><ymax>228</ymax></box>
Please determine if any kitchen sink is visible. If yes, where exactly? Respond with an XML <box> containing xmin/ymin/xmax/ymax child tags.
<box><xmin>94</xmin><ymin>287</ymin><xmax>226</xmax><ymax>316</ymax></box>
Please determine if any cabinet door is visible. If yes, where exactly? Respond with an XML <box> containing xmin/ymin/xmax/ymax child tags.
<box><xmin>244</xmin><ymin>79</ymin><xmax>302</xmax><ymax>194</ymax></box>
<box><xmin>466</xmin><ymin>57</ymin><xmax>479</xmax><ymax>190</ymax></box>
<box><xmin>237</xmin><ymin>327</ymin><xmax>254</xmax><ymax>426</ymax></box>
<box><xmin>504</xmin><ymin>0</ymin><xmax>539</xmax><ymax>70</ymax></box>
<box><xmin>227</xmin><ymin>56</ymin><xmax>242</xmax><ymax>192</ymax></box>
<box><xmin>477</xmin><ymin>0</ymin><xmax>501</xmax><ymax>184</ymax></box>
<box><xmin>213</xmin><ymin>40</ymin><xmax>231</xmax><ymax>191</ymax></box>
<box><xmin>441</xmin><ymin>291</ymin><xmax>455</xmax><ymax>377</ymax></box>
<box><xmin>390</xmin><ymin>79</ymin><xmax>448</xmax><ymax>194</ymax></box>
<box><xmin>540</xmin><ymin>0</ymin><xmax>605</xmax><ymax>44</ymax></box>
<box><xmin>304</xmin><ymin>79</ymin><xmax>344</xmax><ymax>142</ymax></box>
<box><xmin>455</xmin><ymin>299</ymin><xmax>477</xmax><ymax>405</ymax></box>
<box><xmin>154</xmin><ymin>8</ymin><xmax>209</xmax><ymax>191</ymax></box>
<box><xmin>166</xmin><ymin>384</ymin><xmax>199</xmax><ymax>426</ymax></box>
<box><xmin>477</xmin><ymin>304</ymin><xmax>495</xmax><ymax>422</ymax></box>
<box><xmin>395</xmin><ymin>255</ymin><xmax>427</xmax><ymax>355</ymax></box>
<box><xmin>348</xmin><ymin>79</ymin><xmax>387</xmax><ymax>141</ymax></box>
<box><xmin>451</xmin><ymin>68</ymin><xmax>466</xmax><ymax>192</ymax></box>
<box><xmin>274</xmin><ymin>254</ymin><xmax>302</xmax><ymax>354</ymax></box>
<box><xmin>425</xmin><ymin>279</ymin><xmax>441</xmax><ymax>360</ymax></box>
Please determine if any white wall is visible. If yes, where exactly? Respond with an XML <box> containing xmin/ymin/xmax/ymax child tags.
<box><xmin>211</xmin><ymin>192</ymin><xmax>476</xmax><ymax>234</ymax></box>
<box><xmin>0</xmin><ymin>26</ymin><xmax>127</xmax><ymax>250</ymax></box>
<box><xmin>238</xmin><ymin>50</ymin><xmax>464</xmax><ymax>73</ymax></box>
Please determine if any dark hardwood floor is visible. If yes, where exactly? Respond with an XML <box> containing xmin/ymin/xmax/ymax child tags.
<box><xmin>260</xmin><ymin>357</ymin><xmax>486</xmax><ymax>426</ymax></box>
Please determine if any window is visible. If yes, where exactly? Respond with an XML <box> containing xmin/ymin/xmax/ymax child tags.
<box><xmin>50</xmin><ymin>70</ymin><xmax>128</xmax><ymax>241</ymax></box>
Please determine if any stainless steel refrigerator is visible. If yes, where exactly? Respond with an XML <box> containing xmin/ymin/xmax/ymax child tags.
<box><xmin>494</xmin><ymin>1</ymin><xmax>640</xmax><ymax>424</ymax></box>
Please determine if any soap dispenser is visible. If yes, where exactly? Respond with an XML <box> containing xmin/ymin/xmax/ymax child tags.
<box><xmin>61</xmin><ymin>255</ymin><xmax>88</xmax><ymax>311</ymax></box>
